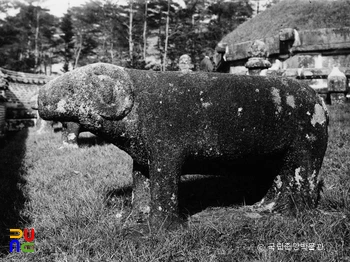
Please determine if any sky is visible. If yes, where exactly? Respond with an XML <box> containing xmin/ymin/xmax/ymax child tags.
<box><xmin>4</xmin><ymin>0</ymin><xmax>262</xmax><ymax>18</ymax></box>
<box><xmin>0</xmin><ymin>0</ymin><xmax>92</xmax><ymax>18</ymax></box>
<box><xmin>42</xmin><ymin>0</ymin><xmax>125</xmax><ymax>17</ymax></box>
<box><xmin>42</xmin><ymin>0</ymin><xmax>81</xmax><ymax>17</ymax></box>
<box><xmin>41</xmin><ymin>0</ymin><xmax>186</xmax><ymax>17</ymax></box>
<box><xmin>2</xmin><ymin>0</ymin><xmax>264</xmax><ymax>19</ymax></box>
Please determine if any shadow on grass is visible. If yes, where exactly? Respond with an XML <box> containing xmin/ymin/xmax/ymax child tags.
<box><xmin>52</xmin><ymin>124</ymin><xmax>108</xmax><ymax>147</ymax></box>
<box><xmin>178</xmin><ymin>174</ymin><xmax>272</xmax><ymax>216</ymax></box>
<box><xmin>0</xmin><ymin>130</ymin><xmax>30</xmax><ymax>256</ymax></box>
<box><xmin>78</xmin><ymin>135</ymin><xmax>107</xmax><ymax>148</ymax></box>
<box><xmin>105</xmin><ymin>186</ymin><xmax>133</xmax><ymax>208</ymax></box>
<box><xmin>178</xmin><ymin>153</ymin><xmax>282</xmax><ymax>216</ymax></box>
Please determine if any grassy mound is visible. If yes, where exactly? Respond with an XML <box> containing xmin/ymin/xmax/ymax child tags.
<box><xmin>220</xmin><ymin>0</ymin><xmax>350</xmax><ymax>45</ymax></box>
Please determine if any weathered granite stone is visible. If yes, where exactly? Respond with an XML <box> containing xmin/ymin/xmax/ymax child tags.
<box><xmin>38</xmin><ymin>63</ymin><xmax>328</xmax><ymax>231</ymax></box>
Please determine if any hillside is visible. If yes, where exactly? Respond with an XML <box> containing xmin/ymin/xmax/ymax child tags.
<box><xmin>220</xmin><ymin>0</ymin><xmax>350</xmax><ymax>45</ymax></box>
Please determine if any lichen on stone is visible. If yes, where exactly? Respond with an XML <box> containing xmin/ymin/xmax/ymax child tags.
<box><xmin>294</xmin><ymin>167</ymin><xmax>304</xmax><ymax>189</ymax></box>
<box><xmin>271</xmin><ymin>87</ymin><xmax>282</xmax><ymax>113</ymax></box>
<box><xmin>311</xmin><ymin>103</ymin><xmax>327</xmax><ymax>126</ymax></box>
<box><xmin>286</xmin><ymin>95</ymin><xmax>296</xmax><ymax>108</ymax></box>
<box><xmin>56</xmin><ymin>99</ymin><xmax>67</xmax><ymax>113</ymax></box>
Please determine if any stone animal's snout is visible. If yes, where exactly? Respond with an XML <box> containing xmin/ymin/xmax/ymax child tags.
<box><xmin>38</xmin><ymin>63</ymin><xmax>134</xmax><ymax>124</ymax></box>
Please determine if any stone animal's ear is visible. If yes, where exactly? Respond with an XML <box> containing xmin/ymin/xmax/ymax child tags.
<box><xmin>90</xmin><ymin>63</ymin><xmax>134</xmax><ymax>121</ymax></box>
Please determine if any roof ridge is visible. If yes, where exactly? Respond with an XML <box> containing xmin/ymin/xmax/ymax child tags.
<box><xmin>0</xmin><ymin>67</ymin><xmax>54</xmax><ymax>85</ymax></box>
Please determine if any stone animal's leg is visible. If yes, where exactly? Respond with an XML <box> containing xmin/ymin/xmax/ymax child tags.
<box><xmin>261</xmin><ymin>136</ymin><xmax>325</xmax><ymax>214</ymax></box>
<box><xmin>131</xmin><ymin>163</ymin><xmax>150</xmax><ymax>223</ymax></box>
<box><xmin>148</xmin><ymin>154</ymin><xmax>183</xmax><ymax>231</ymax></box>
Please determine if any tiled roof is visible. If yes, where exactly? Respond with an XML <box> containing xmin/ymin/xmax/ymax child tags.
<box><xmin>0</xmin><ymin>67</ymin><xmax>53</xmax><ymax>87</ymax></box>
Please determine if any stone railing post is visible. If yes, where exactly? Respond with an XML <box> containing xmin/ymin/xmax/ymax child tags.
<box><xmin>245</xmin><ymin>40</ymin><xmax>271</xmax><ymax>76</ymax></box>
<box><xmin>327</xmin><ymin>67</ymin><xmax>348</xmax><ymax>104</ymax></box>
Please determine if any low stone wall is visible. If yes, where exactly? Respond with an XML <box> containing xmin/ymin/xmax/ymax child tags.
<box><xmin>266</xmin><ymin>66</ymin><xmax>350</xmax><ymax>104</ymax></box>
<box><xmin>217</xmin><ymin>31</ymin><xmax>350</xmax><ymax>105</ymax></box>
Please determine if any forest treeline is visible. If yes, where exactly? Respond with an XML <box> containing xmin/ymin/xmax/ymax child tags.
<box><xmin>0</xmin><ymin>0</ymin><xmax>256</xmax><ymax>74</ymax></box>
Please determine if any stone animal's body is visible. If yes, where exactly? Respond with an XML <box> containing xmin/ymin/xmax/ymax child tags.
<box><xmin>38</xmin><ymin>63</ymin><xmax>328</xmax><ymax>230</ymax></box>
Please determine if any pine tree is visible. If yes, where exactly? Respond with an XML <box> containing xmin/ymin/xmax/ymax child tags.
<box><xmin>60</xmin><ymin>11</ymin><xmax>74</xmax><ymax>72</ymax></box>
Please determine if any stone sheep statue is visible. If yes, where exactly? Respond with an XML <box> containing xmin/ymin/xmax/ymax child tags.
<box><xmin>38</xmin><ymin>63</ymin><xmax>328</xmax><ymax>232</ymax></box>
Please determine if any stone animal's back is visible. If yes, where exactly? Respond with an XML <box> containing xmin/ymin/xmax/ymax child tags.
<box><xmin>126</xmin><ymin>69</ymin><xmax>327</xmax><ymax>159</ymax></box>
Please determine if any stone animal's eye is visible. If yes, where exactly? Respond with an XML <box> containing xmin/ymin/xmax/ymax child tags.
<box><xmin>95</xmin><ymin>75</ymin><xmax>115</xmax><ymax>104</ymax></box>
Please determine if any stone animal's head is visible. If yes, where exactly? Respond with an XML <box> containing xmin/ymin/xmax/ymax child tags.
<box><xmin>38</xmin><ymin>63</ymin><xmax>134</xmax><ymax>126</ymax></box>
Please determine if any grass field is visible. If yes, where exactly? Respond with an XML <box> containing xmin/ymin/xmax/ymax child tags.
<box><xmin>0</xmin><ymin>104</ymin><xmax>349</xmax><ymax>262</ymax></box>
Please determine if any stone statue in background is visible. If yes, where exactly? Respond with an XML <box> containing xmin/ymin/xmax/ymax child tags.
<box><xmin>178</xmin><ymin>54</ymin><xmax>194</xmax><ymax>73</ymax></box>
<box><xmin>245</xmin><ymin>40</ymin><xmax>271</xmax><ymax>76</ymax></box>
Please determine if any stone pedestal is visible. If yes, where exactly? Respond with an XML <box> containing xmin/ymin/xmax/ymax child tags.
<box><xmin>245</xmin><ymin>40</ymin><xmax>271</xmax><ymax>75</ymax></box>
<box><xmin>246</xmin><ymin>57</ymin><xmax>272</xmax><ymax>76</ymax></box>
<box><xmin>327</xmin><ymin>67</ymin><xmax>348</xmax><ymax>104</ymax></box>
